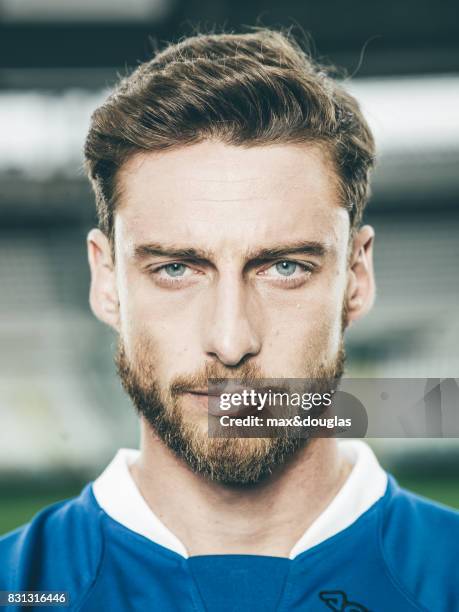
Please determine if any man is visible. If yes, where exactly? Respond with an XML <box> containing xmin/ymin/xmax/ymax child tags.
<box><xmin>1</xmin><ymin>29</ymin><xmax>458</xmax><ymax>612</ymax></box>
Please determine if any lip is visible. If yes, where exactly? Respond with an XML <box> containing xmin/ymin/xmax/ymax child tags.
<box><xmin>187</xmin><ymin>390</ymin><xmax>223</xmax><ymax>396</ymax></box>
<box><xmin>188</xmin><ymin>384</ymin><xmax>255</xmax><ymax>395</ymax></box>
<box><xmin>184</xmin><ymin>390</ymin><xmax>263</xmax><ymax>417</ymax></box>
<box><xmin>183</xmin><ymin>391</ymin><xmax>224</xmax><ymax>416</ymax></box>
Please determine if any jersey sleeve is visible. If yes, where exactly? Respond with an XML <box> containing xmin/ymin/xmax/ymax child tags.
<box><xmin>381</xmin><ymin>478</ymin><xmax>459</xmax><ymax>611</ymax></box>
<box><xmin>0</xmin><ymin>485</ymin><xmax>103</xmax><ymax>609</ymax></box>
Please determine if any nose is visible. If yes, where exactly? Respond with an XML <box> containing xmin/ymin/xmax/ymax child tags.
<box><xmin>202</xmin><ymin>275</ymin><xmax>261</xmax><ymax>367</ymax></box>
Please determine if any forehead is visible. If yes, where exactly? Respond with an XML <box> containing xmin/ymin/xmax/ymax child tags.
<box><xmin>114</xmin><ymin>141</ymin><xmax>349</xmax><ymax>256</ymax></box>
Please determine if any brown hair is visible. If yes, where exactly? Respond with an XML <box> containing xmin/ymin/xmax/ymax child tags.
<box><xmin>84</xmin><ymin>29</ymin><xmax>375</xmax><ymax>243</ymax></box>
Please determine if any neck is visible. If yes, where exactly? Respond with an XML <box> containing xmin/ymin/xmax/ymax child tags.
<box><xmin>130</xmin><ymin>421</ymin><xmax>352</xmax><ymax>557</ymax></box>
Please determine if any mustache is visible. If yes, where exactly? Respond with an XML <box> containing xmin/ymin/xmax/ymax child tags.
<box><xmin>169</xmin><ymin>365</ymin><xmax>335</xmax><ymax>399</ymax></box>
<box><xmin>170</xmin><ymin>361</ymin><xmax>267</xmax><ymax>396</ymax></box>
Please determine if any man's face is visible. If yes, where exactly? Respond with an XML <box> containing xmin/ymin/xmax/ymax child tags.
<box><xmin>89</xmin><ymin>141</ymin><xmax>372</xmax><ymax>484</ymax></box>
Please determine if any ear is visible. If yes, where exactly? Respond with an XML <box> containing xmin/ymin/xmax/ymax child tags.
<box><xmin>87</xmin><ymin>228</ymin><xmax>119</xmax><ymax>331</ymax></box>
<box><xmin>344</xmin><ymin>225</ymin><xmax>376</xmax><ymax>327</ymax></box>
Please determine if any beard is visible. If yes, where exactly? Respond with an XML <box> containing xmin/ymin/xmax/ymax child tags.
<box><xmin>115</xmin><ymin>333</ymin><xmax>346</xmax><ymax>486</ymax></box>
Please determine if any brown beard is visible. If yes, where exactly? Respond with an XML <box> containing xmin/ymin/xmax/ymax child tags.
<box><xmin>115</xmin><ymin>332</ymin><xmax>346</xmax><ymax>486</ymax></box>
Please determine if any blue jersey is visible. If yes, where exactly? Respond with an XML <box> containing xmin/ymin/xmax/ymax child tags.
<box><xmin>1</xmin><ymin>475</ymin><xmax>458</xmax><ymax>611</ymax></box>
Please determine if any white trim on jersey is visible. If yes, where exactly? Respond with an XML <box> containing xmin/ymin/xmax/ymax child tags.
<box><xmin>288</xmin><ymin>440</ymin><xmax>387</xmax><ymax>558</ymax></box>
<box><xmin>92</xmin><ymin>439</ymin><xmax>388</xmax><ymax>559</ymax></box>
<box><xmin>93</xmin><ymin>447</ymin><xmax>188</xmax><ymax>557</ymax></box>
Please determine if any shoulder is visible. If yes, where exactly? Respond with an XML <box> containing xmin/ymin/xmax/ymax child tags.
<box><xmin>382</xmin><ymin>476</ymin><xmax>459</xmax><ymax>551</ymax></box>
<box><xmin>380</xmin><ymin>476</ymin><xmax>459</xmax><ymax>610</ymax></box>
<box><xmin>0</xmin><ymin>484</ymin><xmax>103</xmax><ymax>602</ymax></box>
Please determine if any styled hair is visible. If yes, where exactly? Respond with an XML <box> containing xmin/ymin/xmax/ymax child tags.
<box><xmin>84</xmin><ymin>29</ymin><xmax>375</xmax><ymax>242</ymax></box>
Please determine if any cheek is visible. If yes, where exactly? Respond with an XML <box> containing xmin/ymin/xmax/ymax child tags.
<box><xmin>117</xmin><ymin>271</ymin><xmax>201</xmax><ymax>370</ymax></box>
<box><xmin>264</xmin><ymin>280</ymin><xmax>345</xmax><ymax>369</ymax></box>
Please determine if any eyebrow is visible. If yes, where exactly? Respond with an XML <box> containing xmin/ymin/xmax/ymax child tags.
<box><xmin>133</xmin><ymin>240</ymin><xmax>330</xmax><ymax>263</ymax></box>
<box><xmin>245</xmin><ymin>241</ymin><xmax>329</xmax><ymax>261</ymax></box>
<box><xmin>134</xmin><ymin>243</ymin><xmax>214</xmax><ymax>262</ymax></box>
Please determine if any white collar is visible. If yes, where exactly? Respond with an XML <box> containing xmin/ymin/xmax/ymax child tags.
<box><xmin>92</xmin><ymin>439</ymin><xmax>387</xmax><ymax>560</ymax></box>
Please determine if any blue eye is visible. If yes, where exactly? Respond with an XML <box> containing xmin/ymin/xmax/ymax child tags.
<box><xmin>164</xmin><ymin>263</ymin><xmax>187</xmax><ymax>277</ymax></box>
<box><xmin>275</xmin><ymin>261</ymin><xmax>298</xmax><ymax>276</ymax></box>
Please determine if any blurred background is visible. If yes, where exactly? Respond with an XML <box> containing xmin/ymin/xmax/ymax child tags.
<box><xmin>1</xmin><ymin>0</ymin><xmax>458</xmax><ymax>534</ymax></box>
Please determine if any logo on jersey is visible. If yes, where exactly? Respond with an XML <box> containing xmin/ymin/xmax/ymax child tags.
<box><xmin>319</xmin><ymin>590</ymin><xmax>369</xmax><ymax>611</ymax></box>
